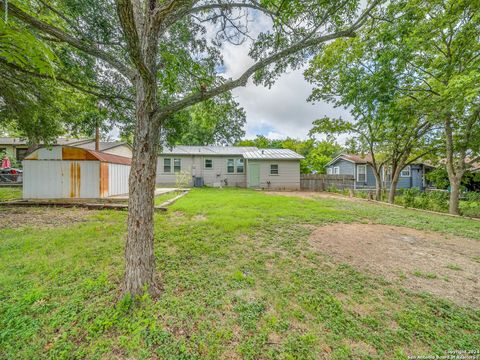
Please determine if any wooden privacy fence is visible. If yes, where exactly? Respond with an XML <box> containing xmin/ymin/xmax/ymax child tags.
<box><xmin>300</xmin><ymin>174</ymin><xmax>355</xmax><ymax>191</ymax></box>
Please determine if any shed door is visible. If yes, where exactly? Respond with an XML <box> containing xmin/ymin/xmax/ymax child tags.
<box><xmin>248</xmin><ymin>163</ymin><xmax>260</xmax><ymax>188</ymax></box>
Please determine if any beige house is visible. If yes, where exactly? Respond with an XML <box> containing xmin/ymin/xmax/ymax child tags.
<box><xmin>0</xmin><ymin>137</ymin><xmax>132</xmax><ymax>166</ymax></box>
<box><xmin>156</xmin><ymin>146</ymin><xmax>303</xmax><ymax>190</ymax></box>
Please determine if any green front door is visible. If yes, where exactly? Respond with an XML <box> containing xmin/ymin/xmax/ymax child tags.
<box><xmin>248</xmin><ymin>163</ymin><xmax>260</xmax><ymax>188</ymax></box>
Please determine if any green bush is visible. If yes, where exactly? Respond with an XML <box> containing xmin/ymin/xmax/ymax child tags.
<box><xmin>396</xmin><ymin>189</ymin><xmax>449</xmax><ymax>213</ymax></box>
<box><xmin>402</xmin><ymin>188</ymin><xmax>422</xmax><ymax>208</ymax></box>
<box><xmin>460</xmin><ymin>199</ymin><xmax>480</xmax><ymax>218</ymax></box>
<box><xmin>465</xmin><ymin>192</ymin><xmax>480</xmax><ymax>202</ymax></box>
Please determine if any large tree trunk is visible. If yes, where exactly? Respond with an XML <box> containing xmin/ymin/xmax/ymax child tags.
<box><xmin>448</xmin><ymin>178</ymin><xmax>461</xmax><ymax>215</ymax></box>
<box><xmin>123</xmin><ymin>77</ymin><xmax>161</xmax><ymax>297</ymax></box>
<box><xmin>444</xmin><ymin>116</ymin><xmax>464</xmax><ymax>216</ymax></box>
<box><xmin>388</xmin><ymin>169</ymin><xmax>401</xmax><ymax>204</ymax></box>
<box><xmin>373</xmin><ymin>170</ymin><xmax>382</xmax><ymax>201</ymax></box>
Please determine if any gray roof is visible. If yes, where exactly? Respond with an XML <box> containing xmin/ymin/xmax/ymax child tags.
<box><xmin>243</xmin><ymin>149</ymin><xmax>304</xmax><ymax>160</ymax></box>
<box><xmin>75</xmin><ymin>141</ymin><xmax>130</xmax><ymax>151</ymax></box>
<box><xmin>0</xmin><ymin>137</ymin><xmax>88</xmax><ymax>146</ymax></box>
<box><xmin>0</xmin><ymin>137</ymin><xmax>130</xmax><ymax>151</ymax></box>
<box><xmin>161</xmin><ymin>145</ymin><xmax>258</xmax><ymax>156</ymax></box>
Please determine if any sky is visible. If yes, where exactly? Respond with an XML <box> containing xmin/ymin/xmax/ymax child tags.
<box><xmin>215</xmin><ymin>9</ymin><xmax>353</xmax><ymax>141</ymax></box>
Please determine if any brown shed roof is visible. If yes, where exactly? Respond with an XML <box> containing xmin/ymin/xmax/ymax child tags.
<box><xmin>88</xmin><ymin>149</ymin><xmax>132</xmax><ymax>165</ymax></box>
<box><xmin>26</xmin><ymin>146</ymin><xmax>131</xmax><ymax>165</ymax></box>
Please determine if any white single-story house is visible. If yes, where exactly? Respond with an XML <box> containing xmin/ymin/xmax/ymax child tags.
<box><xmin>23</xmin><ymin>146</ymin><xmax>131</xmax><ymax>199</ymax></box>
<box><xmin>156</xmin><ymin>146</ymin><xmax>304</xmax><ymax>190</ymax></box>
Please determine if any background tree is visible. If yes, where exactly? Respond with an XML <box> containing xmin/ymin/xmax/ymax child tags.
<box><xmin>2</xmin><ymin>0</ymin><xmax>378</xmax><ymax>296</ymax></box>
<box><xmin>236</xmin><ymin>135</ymin><xmax>341</xmax><ymax>174</ymax></box>
<box><xmin>164</xmin><ymin>93</ymin><xmax>246</xmax><ymax>146</ymax></box>
<box><xmin>355</xmin><ymin>0</ymin><xmax>480</xmax><ymax>214</ymax></box>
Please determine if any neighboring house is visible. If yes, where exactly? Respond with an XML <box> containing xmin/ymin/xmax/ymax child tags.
<box><xmin>0</xmin><ymin>137</ymin><xmax>132</xmax><ymax>165</ymax></box>
<box><xmin>325</xmin><ymin>154</ymin><xmax>433</xmax><ymax>190</ymax></box>
<box><xmin>156</xmin><ymin>146</ymin><xmax>304</xmax><ymax>190</ymax></box>
<box><xmin>73</xmin><ymin>140</ymin><xmax>133</xmax><ymax>158</ymax></box>
<box><xmin>23</xmin><ymin>146</ymin><xmax>131</xmax><ymax>199</ymax></box>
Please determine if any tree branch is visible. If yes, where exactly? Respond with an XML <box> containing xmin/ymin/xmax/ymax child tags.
<box><xmin>115</xmin><ymin>0</ymin><xmax>150</xmax><ymax>80</ymax></box>
<box><xmin>0</xmin><ymin>58</ymin><xmax>134</xmax><ymax>103</ymax></box>
<box><xmin>3</xmin><ymin>1</ymin><xmax>134</xmax><ymax>80</ymax></box>
<box><xmin>154</xmin><ymin>0</ymin><xmax>380</xmax><ymax>121</ymax></box>
<box><xmin>189</xmin><ymin>2</ymin><xmax>277</xmax><ymax>18</ymax></box>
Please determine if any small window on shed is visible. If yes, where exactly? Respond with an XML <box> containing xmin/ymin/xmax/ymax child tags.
<box><xmin>236</xmin><ymin>159</ymin><xmax>244</xmax><ymax>173</ymax></box>
<box><xmin>327</xmin><ymin>167</ymin><xmax>333</xmax><ymax>175</ymax></box>
<box><xmin>205</xmin><ymin>159</ymin><xmax>213</xmax><ymax>169</ymax></box>
<box><xmin>334</xmin><ymin>166</ymin><xmax>340</xmax><ymax>175</ymax></box>
<box><xmin>164</xmin><ymin>158</ymin><xmax>171</xmax><ymax>173</ymax></box>
<box><xmin>174</xmin><ymin>158</ymin><xmax>181</xmax><ymax>173</ymax></box>
<box><xmin>227</xmin><ymin>159</ymin><xmax>235</xmax><ymax>173</ymax></box>
<box><xmin>270</xmin><ymin>164</ymin><xmax>279</xmax><ymax>175</ymax></box>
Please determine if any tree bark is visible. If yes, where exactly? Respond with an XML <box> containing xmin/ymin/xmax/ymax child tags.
<box><xmin>448</xmin><ymin>178</ymin><xmax>461</xmax><ymax>215</ymax></box>
<box><xmin>444</xmin><ymin>116</ymin><xmax>464</xmax><ymax>215</ymax></box>
<box><xmin>388</xmin><ymin>168</ymin><xmax>401</xmax><ymax>204</ymax></box>
<box><xmin>123</xmin><ymin>77</ymin><xmax>161</xmax><ymax>297</ymax></box>
<box><xmin>374</xmin><ymin>172</ymin><xmax>382</xmax><ymax>201</ymax></box>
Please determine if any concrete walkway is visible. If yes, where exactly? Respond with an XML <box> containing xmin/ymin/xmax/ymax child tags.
<box><xmin>108</xmin><ymin>187</ymin><xmax>181</xmax><ymax>200</ymax></box>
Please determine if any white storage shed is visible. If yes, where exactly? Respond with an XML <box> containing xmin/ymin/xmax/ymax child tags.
<box><xmin>23</xmin><ymin>146</ymin><xmax>131</xmax><ymax>199</ymax></box>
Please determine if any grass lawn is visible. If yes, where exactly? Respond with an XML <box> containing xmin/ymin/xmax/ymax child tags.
<box><xmin>0</xmin><ymin>186</ymin><xmax>22</xmax><ymax>201</ymax></box>
<box><xmin>0</xmin><ymin>188</ymin><xmax>479</xmax><ymax>359</ymax></box>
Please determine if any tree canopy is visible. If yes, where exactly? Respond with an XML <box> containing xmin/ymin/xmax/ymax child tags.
<box><xmin>1</xmin><ymin>0</ymin><xmax>379</xmax><ymax>296</ymax></box>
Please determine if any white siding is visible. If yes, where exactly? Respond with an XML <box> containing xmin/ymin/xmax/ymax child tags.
<box><xmin>248</xmin><ymin>160</ymin><xmax>300</xmax><ymax>190</ymax></box>
<box><xmin>156</xmin><ymin>155</ymin><xmax>195</xmax><ymax>186</ymax></box>
<box><xmin>108</xmin><ymin>163</ymin><xmax>130</xmax><ymax>196</ymax></box>
<box><xmin>23</xmin><ymin>160</ymin><xmax>100</xmax><ymax>199</ymax></box>
<box><xmin>156</xmin><ymin>155</ymin><xmax>247</xmax><ymax>187</ymax></box>
<box><xmin>104</xmin><ymin>145</ymin><xmax>132</xmax><ymax>158</ymax></box>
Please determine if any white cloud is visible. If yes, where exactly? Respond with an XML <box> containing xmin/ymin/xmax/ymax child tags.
<box><xmin>212</xmin><ymin>13</ymin><xmax>353</xmax><ymax>142</ymax></box>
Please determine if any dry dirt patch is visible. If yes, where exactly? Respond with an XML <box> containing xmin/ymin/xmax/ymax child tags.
<box><xmin>0</xmin><ymin>206</ymin><xmax>92</xmax><ymax>229</ymax></box>
<box><xmin>309</xmin><ymin>223</ymin><xmax>480</xmax><ymax>307</ymax></box>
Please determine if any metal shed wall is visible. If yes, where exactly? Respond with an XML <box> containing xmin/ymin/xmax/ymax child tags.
<box><xmin>108</xmin><ymin>163</ymin><xmax>130</xmax><ymax>196</ymax></box>
<box><xmin>23</xmin><ymin>160</ymin><xmax>100</xmax><ymax>199</ymax></box>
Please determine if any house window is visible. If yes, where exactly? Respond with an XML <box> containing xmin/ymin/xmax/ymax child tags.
<box><xmin>236</xmin><ymin>159</ymin><xmax>244</xmax><ymax>173</ymax></box>
<box><xmin>270</xmin><ymin>164</ymin><xmax>279</xmax><ymax>175</ymax></box>
<box><xmin>357</xmin><ymin>165</ymin><xmax>367</xmax><ymax>183</ymax></box>
<box><xmin>205</xmin><ymin>159</ymin><xmax>213</xmax><ymax>169</ymax></box>
<box><xmin>400</xmin><ymin>165</ymin><xmax>411</xmax><ymax>177</ymax></box>
<box><xmin>16</xmin><ymin>148</ymin><xmax>28</xmax><ymax>162</ymax></box>
<box><xmin>163</xmin><ymin>158</ymin><xmax>171</xmax><ymax>173</ymax></box>
<box><xmin>173</xmin><ymin>158</ymin><xmax>181</xmax><ymax>173</ymax></box>
<box><xmin>227</xmin><ymin>159</ymin><xmax>235</xmax><ymax>173</ymax></box>
<box><xmin>333</xmin><ymin>166</ymin><xmax>340</xmax><ymax>175</ymax></box>
<box><xmin>327</xmin><ymin>167</ymin><xmax>333</xmax><ymax>175</ymax></box>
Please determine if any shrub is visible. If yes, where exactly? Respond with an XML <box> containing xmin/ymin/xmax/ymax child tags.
<box><xmin>402</xmin><ymin>188</ymin><xmax>421</xmax><ymax>208</ymax></box>
<box><xmin>465</xmin><ymin>192</ymin><xmax>480</xmax><ymax>202</ymax></box>
<box><xmin>326</xmin><ymin>185</ymin><xmax>339</xmax><ymax>193</ymax></box>
<box><xmin>426</xmin><ymin>191</ymin><xmax>449</xmax><ymax>212</ymax></box>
